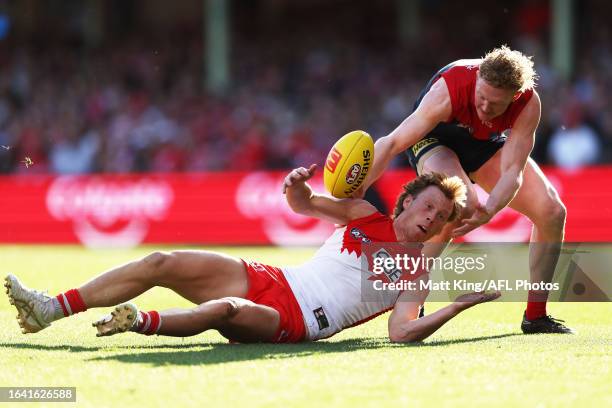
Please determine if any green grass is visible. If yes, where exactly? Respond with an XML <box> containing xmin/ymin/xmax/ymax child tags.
<box><xmin>1</xmin><ymin>245</ymin><xmax>610</xmax><ymax>407</ymax></box>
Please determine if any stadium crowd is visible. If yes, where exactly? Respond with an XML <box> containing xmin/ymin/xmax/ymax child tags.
<box><xmin>0</xmin><ymin>1</ymin><xmax>611</xmax><ymax>175</ymax></box>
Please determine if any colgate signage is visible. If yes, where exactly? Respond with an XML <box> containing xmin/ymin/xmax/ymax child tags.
<box><xmin>235</xmin><ymin>172</ymin><xmax>334</xmax><ymax>246</ymax></box>
<box><xmin>46</xmin><ymin>177</ymin><xmax>174</xmax><ymax>248</ymax></box>
<box><xmin>0</xmin><ymin>167</ymin><xmax>610</xmax><ymax>245</ymax></box>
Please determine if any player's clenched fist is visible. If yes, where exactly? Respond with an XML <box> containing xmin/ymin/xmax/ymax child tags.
<box><xmin>282</xmin><ymin>164</ymin><xmax>317</xmax><ymax>193</ymax></box>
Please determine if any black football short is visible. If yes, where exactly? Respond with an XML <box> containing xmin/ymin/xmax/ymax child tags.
<box><xmin>405</xmin><ymin>121</ymin><xmax>505</xmax><ymax>175</ymax></box>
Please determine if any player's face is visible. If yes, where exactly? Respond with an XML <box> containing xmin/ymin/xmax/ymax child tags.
<box><xmin>474</xmin><ymin>75</ymin><xmax>517</xmax><ymax>122</ymax></box>
<box><xmin>401</xmin><ymin>186</ymin><xmax>454</xmax><ymax>241</ymax></box>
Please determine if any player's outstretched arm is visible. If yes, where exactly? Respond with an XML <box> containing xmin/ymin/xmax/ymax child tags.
<box><xmin>357</xmin><ymin>79</ymin><xmax>452</xmax><ymax>196</ymax></box>
<box><xmin>388</xmin><ymin>276</ymin><xmax>500</xmax><ymax>343</ymax></box>
<box><xmin>283</xmin><ymin>164</ymin><xmax>376</xmax><ymax>225</ymax></box>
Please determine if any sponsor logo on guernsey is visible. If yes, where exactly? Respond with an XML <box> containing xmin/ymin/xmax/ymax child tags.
<box><xmin>411</xmin><ymin>138</ymin><xmax>439</xmax><ymax>156</ymax></box>
<box><xmin>345</xmin><ymin>163</ymin><xmax>362</xmax><ymax>184</ymax></box>
<box><xmin>489</xmin><ymin>129</ymin><xmax>509</xmax><ymax>143</ymax></box>
<box><xmin>371</xmin><ymin>248</ymin><xmax>403</xmax><ymax>283</ymax></box>
<box><xmin>250</xmin><ymin>262</ymin><xmax>267</xmax><ymax>272</ymax></box>
<box><xmin>325</xmin><ymin>147</ymin><xmax>343</xmax><ymax>173</ymax></box>
<box><xmin>350</xmin><ymin>227</ymin><xmax>371</xmax><ymax>243</ymax></box>
<box><xmin>456</xmin><ymin>123</ymin><xmax>474</xmax><ymax>134</ymax></box>
<box><xmin>313</xmin><ymin>307</ymin><xmax>330</xmax><ymax>330</ymax></box>
<box><xmin>342</xmin><ymin>150</ymin><xmax>371</xmax><ymax>196</ymax></box>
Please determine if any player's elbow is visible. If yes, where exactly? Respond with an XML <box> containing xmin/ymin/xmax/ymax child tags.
<box><xmin>503</xmin><ymin>166</ymin><xmax>524</xmax><ymax>190</ymax></box>
<box><xmin>388</xmin><ymin>329</ymin><xmax>403</xmax><ymax>343</ymax></box>
<box><xmin>389</xmin><ymin>329</ymin><xmax>422</xmax><ymax>344</ymax></box>
<box><xmin>385</xmin><ymin>134</ymin><xmax>406</xmax><ymax>156</ymax></box>
<box><xmin>515</xmin><ymin>171</ymin><xmax>524</xmax><ymax>188</ymax></box>
<box><xmin>514</xmin><ymin>165</ymin><xmax>525</xmax><ymax>183</ymax></box>
<box><xmin>388</xmin><ymin>323</ymin><xmax>422</xmax><ymax>343</ymax></box>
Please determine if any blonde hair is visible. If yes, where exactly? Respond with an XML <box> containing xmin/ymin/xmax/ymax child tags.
<box><xmin>480</xmin><ymin>45</ymin><xmax>537</xmax><ymax>92</ymax></box>
<box><xmin>393</xmin><ymin>172</ymin><xmax>467</xmax><ymax>222</ymax></box>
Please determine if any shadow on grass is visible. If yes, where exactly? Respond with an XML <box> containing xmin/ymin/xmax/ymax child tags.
<box><xmin>0</xmin><ymin>343</ymin><xmax>101</xmax><ymax>352</ymax></box>
<box><xmin>83</xmin><ymin>333</ymin><xmax>520</xmax><ymax>366</ymax></box>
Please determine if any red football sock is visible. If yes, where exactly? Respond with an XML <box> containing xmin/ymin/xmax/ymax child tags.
<box><xmin>526</xmin><ymin>290</ymin><xmax>548</xmax><ymax>320</ymax></box>
<box><xmin>133</xmin><ymin>311</ymin><xmax>162</xmax><ymax>335</ymax></box>
<box><xmin>55</xmin><ymin>289</ymin><xmax>88</xmax><ymax>317</ymax></box>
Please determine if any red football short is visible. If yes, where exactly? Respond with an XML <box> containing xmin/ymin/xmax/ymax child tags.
<box><xmin>241</xmin><ymin>260</ymin><xmax>306</xmax><ymax>343</ymax></box>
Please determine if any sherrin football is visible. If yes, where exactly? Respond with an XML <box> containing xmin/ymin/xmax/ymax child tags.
<box><xmin>323</xmin><ymin>130</ymin><xmax>374</xmax><ymax>198</ymax></box>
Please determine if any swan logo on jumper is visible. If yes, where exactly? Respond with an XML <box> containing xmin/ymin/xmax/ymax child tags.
<box><xmin>236</xmin><ymin>172</ymin><xmax>334</xmax><ymax>246</ymax></box>
<box><xmin>350</xmin><ymin>228</ymin><xmax>371</xmax><ymax>243</ymax></box>
<box><xmin>46</xmin><ymin>176</ymin><xmax>174</xmax><ymax>248</ymax></box>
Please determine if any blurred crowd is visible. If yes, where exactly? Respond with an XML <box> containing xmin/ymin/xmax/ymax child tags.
<box><xmin>1</xmin><ymin>1</ymin><xmax>611</xmax><ymax>175</ymax></box>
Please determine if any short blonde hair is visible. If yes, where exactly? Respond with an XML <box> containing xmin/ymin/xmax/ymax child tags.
<box><xmin>480</xmin><ymin>45</ymin><xmax>537</xmax><ymax>92</ymax></box>
<box><xmin>393</xmin><ymin>172</ymin><xmax>467</xmax><ymax>222</ymax></box>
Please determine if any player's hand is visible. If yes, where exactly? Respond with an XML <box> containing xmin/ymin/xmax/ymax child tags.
<box><xmin>454</xmin><ymin>291</ymin><xmax>501</xmax><ymax>311</ymax></box>
<box><xmin>282</xmin><ymin>164</ymin><xmax>317</xmax><ymax>194</ymax></box>
<box><xmin>451</xmin><ymin>202</ymin><xmax>494</xmax><ymax>237</ymax></box>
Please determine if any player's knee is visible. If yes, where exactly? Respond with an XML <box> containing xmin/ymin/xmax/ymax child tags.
<box><xmin>541</xmin><ymin>200</ymin><xmax>567</xmax><ymax>231</ymax></box>
<box><xmin>141</xmin><ymin>251</ymin><xmax>175</xmax><ymax>280</ymax></box>
<box><xmin>552</xmin><ymin>201</ymin><xmax>567</xmax><ymax>225</ymax></box>
<box><xmin>197</xmin><ymin>297</ymin><xmax>243</xmax><ymax>323</ymax></box>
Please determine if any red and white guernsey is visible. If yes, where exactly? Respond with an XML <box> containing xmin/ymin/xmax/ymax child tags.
<box><xmin>282</xmin><ymin>212</ymin><xmax>426</xmax><ymax>341</ymax></box>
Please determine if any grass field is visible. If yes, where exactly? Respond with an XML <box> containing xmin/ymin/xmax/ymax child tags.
<box><xmin>1</xmin><ymin>245</ymin><xmax>610</xmax><ymax>407</ymax></box>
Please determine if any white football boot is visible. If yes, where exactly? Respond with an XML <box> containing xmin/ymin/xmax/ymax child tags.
<box><xmin>93</xmin><ymin>303</ymin><xmax>138</xmax><ymax>337</ymax></box>
<box><xmin>4</xmin><ymin>274</ymin><xmax>56</xmax><ymax>333</ymax></box>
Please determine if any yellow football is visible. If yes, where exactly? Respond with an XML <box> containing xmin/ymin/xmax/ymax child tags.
<box><xmin>323</xmin><ymin>130</ymin><xmax>374</xmax><ymax>198</ymax></box>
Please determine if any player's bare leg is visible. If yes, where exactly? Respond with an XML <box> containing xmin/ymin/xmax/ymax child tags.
<box><xmin>94</xmin><ymin>297</ymin><xmax>280</xmax><ymax>343</ymax></box>
<box><xmin>78</xmin><ymin>250</ymin><xmax>249</xmax><ymax>307</ymax></box>
<box><xmin>472</xmin><ymin>153</ymin><xmax>572</xmax><ymax>333</ymax></box>
<box><xmin>5</xmin><ymin>251</ymin><xmax>250</xmax><ymax>333</ymax></box>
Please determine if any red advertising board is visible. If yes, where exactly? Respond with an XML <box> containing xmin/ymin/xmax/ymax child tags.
<box><xmin>0</xmin><ymin>168</ymin><xmax>611</xmax><ymax>246</ymax></box>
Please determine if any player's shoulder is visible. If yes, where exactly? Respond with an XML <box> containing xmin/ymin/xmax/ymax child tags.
<box><xmin>452</xmin><ymin>58</ymin><xmax>483</xmax><ymax>68</ymax></box>
<box><xmin>513</xmin><ymin>88</ymin><xmax>541</xmax><ymax>126</ymax></box>
<box><xmin>421</xmin><ymin>78</ymin><xmax>452</xmax><ymax>122</ymax></box>
<box><xmin>442</xmin><ymin>59</ymin><xmax>482</xmax><ymax>76</ymax></box>
<box><xmin>529</xmin><ymin>88</ymin><xmax>541</xmax><ymax>104</ymax></box>
<box><xmin>347</xmin><ymin>207</ymin><xmax>390</xmax><ymax>226</ymax></box>
<box><xmin>441</xmin><ymin>60</ymin><xmax>480</xmax><ymax>84</ymax></box>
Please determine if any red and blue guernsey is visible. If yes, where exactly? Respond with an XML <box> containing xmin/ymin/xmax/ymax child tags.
<box><xmin>434</xmin><ymin>59</ymin><xmax>534</xmax><ymax>142</ymax></box>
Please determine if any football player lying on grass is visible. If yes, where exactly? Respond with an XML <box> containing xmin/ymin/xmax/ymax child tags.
<box><xmin>5</xmin><ymin>165</ymin><xmax>500</xmax><ymax>343</ymax></box>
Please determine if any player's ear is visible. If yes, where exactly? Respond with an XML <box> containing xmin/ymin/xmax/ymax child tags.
<box><xmin>402</xmin><ymin>195</ymin><xmax>414</xmax><ymax>210</ymax></box>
